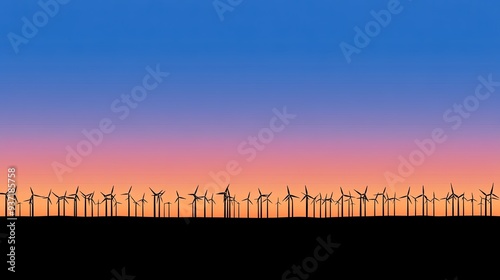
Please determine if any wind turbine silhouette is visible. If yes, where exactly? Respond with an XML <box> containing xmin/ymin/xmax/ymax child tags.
<box><xmin>122</xmin><ymin>186</ymin><xmax>133</xmax><ymax>217</ymax></box>
<box><xmin>388</xmin><ymin>192</ymin><xmax>399</xmax><ymax>216</ymax></box>
<box><xmin>283</xmin><ymin>186</ymin><xmax>298</xmax><ymax>218</ymax></box>
<box><xmin>114</xmin><ymin>200</ymin><xmax>121</xmax><ymax>216</ymax></box>
<box><xmin>150</xmin><ymin>187</ymin><xmax>163</xmax><ymax>218</ymax></box>
<box><xmin>242</xmin><ymin>192</ymin><xmax>253</xmax><ymax>218</ymax></box>
<box><xmin>480</xmin><ymin>183</ymin><xmax>497</xmax><ymax>216</ymax></box>
<box><xmin>263</xmin><ymin>192</ymin><xmax>273</xmax><ymax>218</ymax></box>
<box><xmin>0</xmin><ymin>191</ymin><xmax>10</xmax><ymax>217</ymax></box>
<box><xmin>276</xmin><ymin>198</ymin><xmax>281</xmax><ymax>218</ymax></box>
<box><xmin>415</xmin><ymin>186</ymin><xmax>427</xmax><ymax>216</ymax></box>
<box><xmin>132</xmin><ymin>197</ymin><xmax>139</xmax><ymax>217</ymax></box>
<box><xmin>339</xmin><ymin>187</ymin><xmax>349</xmax><ymax>217</ymax></box>
<box><xmin>355</xmin><ymin>186</ymin><xmax>368</xmax><ymax>217</ymax></box>
<box><xmin>67</xmin><ymin>186</ymin><xmax>80</xmax><ymax>217</ymax></box>
<box><xmin>327</xmin><ymin>192</ymin><xmax>334</xmax><ymax>218</ymax></box>
<box><xmin>16</xmin><ymin>200</ymin><xmax>22</xmax><ymax>217</ymax></box>
<box><xmin>429</xmin><ymin>192</ymin><xmax>439</xmax><ymax>217</ymax></box>
<box><xmin>311</xmin><ymin>195</ymin><xmax>318</xmax><ymax>218</ymax></box>
<box><xmin>317</xmin><ymin>193</ymin><xmax>323</xmax><ymax>218</ymax></box>
<box><xmin>201</xmin><ymin>190</ymin><xmax>209</xmax><ymax>218</ymax></box>
<box><xmin>209</xmin><ymin>194</ymin><xmax>216</xmax><ymax>218</ymax></box>
<box><xmin>80</xmin><ymin>190</ymin><xmax>94</xmax><ymax>217</ymax></box>
<box><xmin>101</xmin><ymin>186</ymin><xmax>114</xmax><ymax>217</ymax></box>
<box><xmin>175</xmin><ymin>191</ymin><xmax>185</xmax><ymax>218</ymax></box>
<box><xmin>27</xmin><ymin>187</ymin><xmax>36</xmax><ymax>216</ymax></box>
<box><xmin>34</xmin><ymin>189</ymin><xmax>52</xmax><ymax>216</ymax></box>
<box><xmin>24</xmin><ymin>196</ymin><xmax>33</xmax><ymax>217</ymax></box>
<box><xmin>256</xmin><ymin>188</ymin><xmax>266</xmax><ymax>218</ymax></box>
<box><xmin>138</xmin><ymin>193</ymin><xmax>147</xmax><ymax>217</ymax></box>
<box><xmin>217</xmin><ymin>185</ymin><xmax>230</xmax><ymax>218</ymax></box>
<box><xmin>449</xmin><ymin>184</ymin><xmax>457</xmax><ymax>216</ymax></box>
<box><xmin>376</xmin><ymin>187</ymin><xmax>386</xmax><ymax>217</ymax></box>
<box><xmin>370</xmin><ymin>194</ymin><xmax>379</xmax><ymax>217</ymax></box>
<box><xmin>88</xmin><ymin>192</ymin><xmax>96</xmax><ymax>217</ymax></box>
<box><xmin>469</xmin><ymin>192</ymin><xmax>476</xmax><ymax>216</ymax></box>
<box><xmin>441</xmin><ymin>192</ymin><xmax>450</xmax><ymax>217</ymax></box>
<box><xmin>399</xmin><ymin>187</ymin><xmax>412</xmax><ymax>217</ymax></box>
<box><xmin>53</xmin><ymin>191</ymin><xmax>69</xmax><ymax>216</ymax></box>
<box><xmin>301</xmin><ymin>186</ymin><xmax>313</xmax><ymax>218</ymax></box>
<box><xmin>166</xmin><ymin>201</ymin><xmax>172</xmax><ymax>218</ymax></box>
<box><xmin>188</xmin><ymin>185</ymin><xmax>202</xmax><ymax>218</ymax></box>
<box><xmin>96</xmin><ymin>199</ymin><xmax>102</xmax><ymax>217</ymax></box>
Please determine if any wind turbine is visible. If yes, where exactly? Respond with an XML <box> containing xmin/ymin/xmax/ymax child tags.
<box><xmin>175</xmin><ymin>191</ymin><xmax>185</xmax><ymax>218</ymax></box>
<box><xmin>53</xmin><ymin>191</ymin><xmax>69</xmax><ymax>216</ymax></box>
<box><xmin>80</xmin><ymin>190</ymin><xmax>94</xmax><ymax>217</ymax></box>
<box><xmin>0</xmin><ymin>191</ymin><xmax>9</xmax><ymax>217</ymax></box>
<box><xmin>67</xmin><ymin>186</ymin><xmax>80</xmax><ymax>217</ymax></box>
<box><xmin>311</xmin><ymin>195</ymin><xmax>318</xmax><ymax>218</ymax></box>
<box><xmin>400</xmin><ymin>187</ymin><xmax>412</xmax><ymax>217</ymax></box>
<box><xmin>276</xmin><ymin>198</ymin><xmax>281</xmax><ymax>218</ymax></box>
<box><xmin>449</xmin><ymin>184</ymin><xmax>457</xmax><ymax>216</ymax></box>
<box><xmin>217</xmin><ymin>185</ymin><xmax>230</xmax><ymax>218</ymax></box>
<box><xmin>89</xmin><ymin>192</ymin><xmax>96</xmax><ymax>217</ymax></box>
<box><xmin>163</xmin><ymin>201</ymin><xmax>171</xmax><ymax>218</ymax></box>
<box><xmin>441</xmin><ymin>192</ymin><xmax>450</xmax><ymax>217</ymax></box>
<box><xmin>415</xmin><ymin>186</ymin><xmax>427</xmax><ymax>216</ymax></box>
<box><xmin>327</xmin><ymin>192</ymin><xmax>334</xmax><ymax>218</ymax></box>
<box><xmin>376</xmin><ymin>187</ymin><xmax>386</xmax><ymax>217</ymax></box>
<box><xmin>369</xmin><ymin>194</ymin><xmax>379</xmax><ymax>217</ymax></box>
<box><xmin>96</xmin><ymin>199</ymin><xmax>102</xmax><ymax>217</ymax></box>
<box><xmin>484</xmin><ymin>183</ymin><xmax>497</xmax><ymax>216</ymax></box>
<box><xmin>114</xmin><ymin>200</ymin><xmax>121</xmax><ymax>216</ymax></box>
<box><xmin>16</xmin><ymin>201</ymin><xmax>22</xmax><ymax>217</ymax></box>
<box><xmin>339</xmin><ymin>187</ymin><xmax>349</xmax><ymax>217</ymax></box>
<box><xmin>27</xmin><ymin>187</ymin><xmax>36</xmax><ymax>216</ymax></box>
<box><xmin>34</xmin><ymin>189</ymin><xmax>52</xmax><ymax>217</ymax></box>
<box><xmin>132</xmin><ymin>197</ymin><xmax>139</xmax><ymax>217</ymax></box>
<box><xmin>256</xmin><ymin>188</ymin><xmax>266</xmax><ymax>218</ymax></box>
<box><xmin>101</xmin><ymin>186</ymin><xmax>114</xmax><ymax>217</ymax></box>
<box><xmin>283</xmin><ymin>186</ymin><xmax>298</xmax><ymax>218</ymax></box>
<box><xmin>301</xmin><ymin>185</ymin><xmax>313</xmax><ymax>218</ymax></box>
<box><xmin>188</xmin><ymin>185</ymin><xmax>202</xmax><ymax>218</ymax></box>
<box><xmin>209</xmin><ymin>194</ymin><xmax>216</xmax><ymax>218</ymax></box>
<box><xmin>263</xmin><ymin>192</ymin><xmax>273</xmax><ymax>218</ymax></box>
<box><xmin>317</xmin><ymin>193</ymin><xmax>323</xmax><ymax>218</ymax></box>
<box><xmin>355</xmin><ymin>186</ymin><xmax>368</xmax><ymax>217</ymax></box>
<box><xmin>122</xmin><ymin>186</ymin><xmax>133</xmax><ymax>217</ymax></box>
<box><xmin>138</xmin><ymin>193</ymin><xmax>147</xmax><ymax>217</ymax></box>
<box><xmin>150</xmin><ymin>187</ymin><xmax>163</xmax><ymax>218</ymax></box>
<box><xmin>24</xmin><ymin>196</ymin><xmax>33</xmax><ymax>217</ymax></box>
<box><xmin>469</xmin><ymin>193</ymin><xmax>476</xmax><ymax>216</ymax></box>
<box><xmin>242</xmin><ymin>192</ymin><xmax>253</xmax><ymax>218</ymax></box>
<box><xmin>201</xmin><ymin>190</ymin><xmax>209</xmax><ymax>218</ymax></box>
<box><xmin>429</xmin><ymin>192</ymin><xmax>439</xmax><ymax>217</ymax></box>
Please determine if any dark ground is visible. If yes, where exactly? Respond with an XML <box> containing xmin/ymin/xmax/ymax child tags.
<box><xmin>1</xmin><ymin>216</ymin><xmax>499</xmax><ymax>280</ymax></box>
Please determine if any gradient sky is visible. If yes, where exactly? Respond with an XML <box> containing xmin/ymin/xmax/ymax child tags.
<box><xmin>1</xmin><ymin>0</ymin><xmax>499</xmax><ymax>217</ymax></box>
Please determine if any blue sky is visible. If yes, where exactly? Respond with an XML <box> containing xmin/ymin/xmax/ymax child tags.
<box><xmin>1</xmin><ymin>0</ymin><xmax>499</xmax><ymax>128</ymax></box>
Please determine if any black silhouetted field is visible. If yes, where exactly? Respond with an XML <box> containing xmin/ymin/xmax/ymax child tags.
<box><xmin>2</xmin><ymin>216</ymin><xmax>499</xmax><ymax>279</ymax></box>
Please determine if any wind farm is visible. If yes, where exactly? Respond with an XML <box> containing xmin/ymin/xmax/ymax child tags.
<box><xmin>3</xmin><ymin>183</ymin><xmax>498</xmax><ymax>218</ymax></box>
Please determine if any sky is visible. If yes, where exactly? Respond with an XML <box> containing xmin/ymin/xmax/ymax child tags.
<box><xmin>1</xmin><ymin>0</ymin><xmax>499</xmax><ymax>217</ymax></box>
